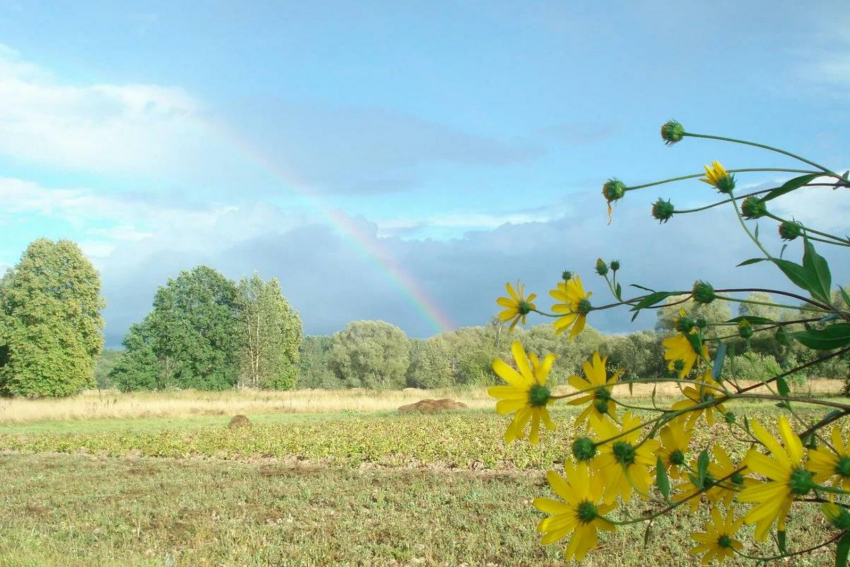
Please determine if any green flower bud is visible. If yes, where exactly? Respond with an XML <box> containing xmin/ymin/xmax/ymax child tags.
<box><xmin>651</xmin><ymin>198</ymin><xmax>675</xmax><ymax>223</ymax></box>
<box><xmin>779</xmin><ymin>220</ymin><xmax>803</xmax><ymax>241</ymax></box>
<box><xmin>696</xmin><ymin>317</ymin><xmax>708</xmax><ymax>329</ymax></box>
<box><xmin>741</xmin><ymin>196</ymin><xmax>767</xmax><ymax>220</ymax></box>
<box><xmin>602</xmin><ymin>179</ymin><xmax>626</xmax><ymax>204</ymax></box>
<box><xmin>571</xmin><ymin>436</ymin><xmax>597</xmax><ymax>462</ymax></box>
<box><xmin>823</xmin><ymin>503</ymin><xmax>850</xmax><ymax>530</ymax></box>
<box><xmin>724</xmin><ymin>411</ymin><xmax>736</xmax><ymax>424</ymax></box>
<box><xmin>675</xmin><ymin>316</ymin><xmax>695</xmax><ymax>334</ymax></box>
<box><xmin>562</xmin><ymin>270</ymin><xmax>573</xmax><ymax>282</ymax></box>
<box><xmin>692</xmin><ymin>281</ymin><xmax>716</xmax><ymax>304</ymax></box>
<box><xmin>595</xmin><ymin>258</ymin><xmax>609</xmax><ymax>277</ymax></box>
<box><xmin>737</xmin><ymin>320</ymin><xmax>753</xmax><ymax>340</ymax></box>
<box><xmin>609</xmin><ymin>260</ymin><xmax>620</xmax><ymax>272</ymax></box>
<box><xmin>660</xmin><ymin>120</ymin><xmax>685</xmax><ymax>145</ymax></box>
<box><xmin>672</xmin><ymin>359</ymin><xmax>685</xmax><ymax>374</ymax></box>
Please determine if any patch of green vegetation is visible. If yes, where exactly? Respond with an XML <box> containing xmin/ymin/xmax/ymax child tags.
<box><xmin>0</xmin><ymin>453</ymin><xmax>835</xmax><ymax>566</ymax></box>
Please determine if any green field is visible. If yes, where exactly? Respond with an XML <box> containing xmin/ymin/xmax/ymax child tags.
<box><xmin>0</xmin><ymin>399</ymin><xmax>843</xmax><ymax>566</ymax></box>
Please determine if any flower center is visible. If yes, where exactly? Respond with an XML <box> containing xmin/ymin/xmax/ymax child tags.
<box><xmin>576</xmin><ymin>500</ymin><xmax>598</xmax><ymax>524</ymax></box>
<box><xmin>528</xmin><ymin>384</ymin><xmax>551</xmax><ymax>407</ymax></box>
<box><xmin>612</xmin><ymin>441</ymin><xmax>636</xmax><ymax>466</ymax></box>
<box><xmin>572</xmin><ymin>437</ymin><xmax>597</xmax><ymax>462</ymax></box>
<box><xmin>717</xmin><ymin>535</ymin><xmax>732</xmax><ymax>549</ymax></box>
<box><xmin>517</xmin><ymin>301</ymin><xmax>532</xmax><ymax>315</ymax></box>
<box><xmin>700</xmin><ymin>392</ymin><xmax>716</xmax><ymax>404</ymax></box>
<box><xmin>836</xmin><ymin>456</ymin><xmax>850</xmax><ymax>478</ymax></box>
<box><xmin>675</xmin><ymin>317</ymin><xmax>695</xmax><ymax>333</ymax></box>
<box><xmin>789</xmin><ymin>467</ymin><xmax>814</xmax><ymax>496</ymax></box>
<box><xmin>669</xmin><ymin>450</ymin><xmax>685</xmax><ymax>466</ymax></box>
<box><xmin>577</xmin><ymin>299</ymin><xmax>593</xmax><ymax>315</ymax></box>
<box><xmin>731</xmin><ymin>472</ymin><xmax>745</xmax><ymax>486</ymax></box>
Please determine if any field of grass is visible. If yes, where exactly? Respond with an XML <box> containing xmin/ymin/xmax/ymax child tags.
<box><xmin>0</xmin><ymin>386</ymin><xmax>846</xmax><ymax>566</ymax></box>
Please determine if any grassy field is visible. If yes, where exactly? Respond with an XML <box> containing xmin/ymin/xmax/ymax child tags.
<box><xmin>0</xmin><ymin>386</ymin><xmax>845</xmax><ymax>566</ymax></box>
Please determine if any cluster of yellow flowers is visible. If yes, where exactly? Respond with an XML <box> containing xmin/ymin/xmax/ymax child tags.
<box><xmin>489</xmin><ymin>334</ymin><xmax>850</xmax><ymax>562</ymax></box>
<box><xmin>490</xmin><ymin>121</ymin><xmax>850</xmax><ymax>563</ymax></box>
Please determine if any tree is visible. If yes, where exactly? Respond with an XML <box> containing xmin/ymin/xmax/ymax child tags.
<box><xmin>407</xmin><ymin>336</ymin><xmax>454</xmax><ymax>388</ymax></box>
<box><xmin>110</xmin><ymin>266</ymin><xmax>241</xmax><ymax>391</ymax></box>
<box><xmin>109</xmin><ymin>321</ymin><xmax>163</xmax><ymax>391</ymax></box>
<box><xmin>327</xmin><ymin>321</ymin><xmax>410</xmax><ymax>389</ymax></box>
<box><xmin>236</xmin><ymin>273</ymin><xmax>302</xmax><ymax>389</ymax></box>
<box><xmin>0</xmin><ymin>239</ymin><xmax>105</xmax><ymax>397</ymax></box>
<box><xmin>299</xmin><ymin>335</ymin><xmax>341</xmax><ymax>388</ymax></box>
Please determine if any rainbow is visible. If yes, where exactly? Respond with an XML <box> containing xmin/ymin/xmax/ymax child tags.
<box><xmin>221</xmin><ymin>129</ymin><xmax>454</xmax><ymax>335</ymax></box>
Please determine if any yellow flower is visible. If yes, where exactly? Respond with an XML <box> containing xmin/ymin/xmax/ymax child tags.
<box><xmin>658</xmin><ymin>421</ymin><xmax>693</xmax><ymax>480</ymax></box>
<box><xmin>700</xmin><ymin>161</ymin><xmax>736</xmax><ymax>193</ymax></box>
<box><xmin>594</xmin><ymin>412</ymin><xmax>660</xmax><ymax>504</ymax></box>
<box><xmin>671</xmin><ymin>370</ymin><xmax>728</xmax><ymax>428</ymax></box>
<box><xmin>533</xmin><ymin>461</ymin><xmax>616</xmax><ymax>562</ymax></box>
<box><xmin>709</xmin><ymin>445</ymin><xmax>758</xmax><ymax>506</ymax></box>
<box><xmin>689</xmin><ymin>506</ymin><xmax>745</xmax><ymax>564</ymax></box>
<box><xmin>488</xmin><ymin>341</ymin><xmax>556</xmax><ymax>445</ymax></box>
<box><xmin>673</xmin><ymin>454</ymin><xmax>725</xmax><ymax>514</ymax></box>
<box><xmin>662</xmin><ymin>310</ymin><xmax>708</xmax><ymax>377</ymax></box>
<box><xmin>496</xmin><ymin>281</ymin><xmax>537</xmax><ymax>331</ymax></box>
<box><xmin>738</xmin><ymin>416</ymin><xmax>813</xmax><ymax>541</ymax></box>
<box><xmin>806</xmin><ymin>426</ymin><xmax>850</xmax><ymax>491</ymax></box>
<box><xmin>567</xmin><ymin>352</ymin><xmax>620</xmax><ymax>431</ymax></box>
<box><xmin>549</xmin><ymin>274</ymin><xmax>592</xmax><ymax>339</ymax></box>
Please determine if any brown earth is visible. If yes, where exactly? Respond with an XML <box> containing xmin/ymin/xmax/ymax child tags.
<box><xmin>397</xmin><ymin>398</ymin><xmax>468</xmax><ymax>414</ymax></box>
<box><xmin>228</xmin><ymin>414</ymin><xmax>251</xmax><ymax>428</ymax></box>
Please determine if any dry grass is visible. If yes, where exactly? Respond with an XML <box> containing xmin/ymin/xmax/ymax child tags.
<box><xmin>0</xmin><ymin>379</ymin><xmax>841</xmax><ymax>424</ymax></box>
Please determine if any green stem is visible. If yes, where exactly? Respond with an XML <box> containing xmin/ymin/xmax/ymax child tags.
<box><xmin>624</xmin><ymin>168</ymin><xmax>817</xmax><ymax>191</ymax></box>
<box><xmin>714</xmin><ymin>295</ymin><xmax>826</xmax><ymax>314</ymax></box>
<box><xmin>731</xmin><ymin>531</ymin><xmax>844</xmax><ymax>562</ymax></box>
<box><xmin>729</xmin><ymin>192</ymin><xmax>772</xmax><ymax>259</ymax></box>
<box><xmin>684</xmin><ymin>132</ymin><xmax>842</xmax><ymax>179</ymax></box>
<box><xmin>763</xmin><ymin>212</ymin><xmax>850</xmax><ymax>245</ymax></box>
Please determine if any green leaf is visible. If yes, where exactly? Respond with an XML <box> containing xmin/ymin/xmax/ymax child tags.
<box><xmin>737</xmin><ymin>258</ymin><xmax>767</xmax><ymax>267</ymax></box>
<box><xmin>754</xmin><ymin>223</ymin><xmax>759</xmax><ymax>240</ymax></box>
<box><xmin>777</xmin><ymin>376</ymin><xmax>790</xmax><ymax>397</ymax></box>
<box><xmin>761</xmin><ymin>173</ymin><xmax>820</xmax><ymax>203</ymax></box>
<box><xmin>772</xmin><ymin>258</ymin><xmax>821</xmax><ymax>298</ymax></box>
<box><xmin>712</xmin><ymin>342</ymin><xmax>726</xmax><ymax>381</ymax></box>
<box><xmin>777</xmin><ymin>529</ymin><xmax>787</xmax><ymax>554</ymax></box>
<box><xmin>629</xmin><ymin>291</ymin><xmax>676</xmax><ymax>312</ymax></box>
<box><xmin>836</xmin><ymin>530</ymin><xmax>850</xmax><ymax>567</ymax></box>
<box><xmin>655</xmin><ymin>456</ymin><xmax>670</xmax><ymax>499</ymax></box>
<box><xmin>803</xmin><ymin>237</ymin><xmax>832</xmax><ymax>303</ymax></box>
<box><xmin>630</xmin><ymin>284</ymin><xmax>656</xmax><ymax>292</ymax></box>
<box><xmin>727</xmin><ymin>315</ymin><xmax>774</xmax><ymax>325</ymax></box>
<box><xmin>615</xmin><ymin>282</ymin><xmax>622</xmax><ymax>301</ymax></box>
<box><xmin>839</xmin><ymin>286</ymin><xmax>850</xmax><ymax>309</ymax></box>
<box><xmin>686</xmin><ymin>332</ymin><xmax>704</xmax><ymax>359</ymax></box>
<box><xmin>790</xmin><ymin>324</ymin><xmax>850</xmax><ymax>350</ymax></box>
<box><xmin>697</xmin><ymin>450</ymin><xmax>710</xmax><ymax>487</ymax></box>
<box><xmin>776</xmin><ymin>326</ymin><xmax>791</xmax><ymax>347</ymax></box>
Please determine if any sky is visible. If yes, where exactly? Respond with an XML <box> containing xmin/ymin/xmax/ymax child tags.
<box><xmin>1</xmin><ymin>0</ymin><xmax>849</xmax><ymax>347</ymax></box>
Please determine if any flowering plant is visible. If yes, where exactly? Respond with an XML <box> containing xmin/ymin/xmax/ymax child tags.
<box><xmin>491</xmin><ymin>121</ymin><xmax>850</xmax><ymax>563</ymax></box>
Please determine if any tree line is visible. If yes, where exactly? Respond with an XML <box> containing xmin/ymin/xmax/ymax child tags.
<box><xmin>2</xmin><ymin>239</ymin><xmax>847</xmax><ymax>397</ymax></box>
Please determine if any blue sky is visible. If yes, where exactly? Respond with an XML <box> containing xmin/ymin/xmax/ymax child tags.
<box><xmin>1</xmin><ymin>0</ymin><xmax>849</xmax><ymax>346</ymax></box>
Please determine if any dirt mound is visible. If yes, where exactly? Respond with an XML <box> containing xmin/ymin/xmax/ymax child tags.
<box><xmin>398</xmin><ymin>399</ymin><xmax>468</xmax><ymax>414</ymax></box>
<box><xmin>228</xmin><ymin>415</ymin><xmax>251</xmax><ymax>428</ymax></box>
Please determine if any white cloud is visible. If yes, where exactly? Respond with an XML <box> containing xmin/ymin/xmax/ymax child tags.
<box><xmin>0</xmin><ymin>46</ymin><xmax>239</xmax><ymax>178</ymax></box>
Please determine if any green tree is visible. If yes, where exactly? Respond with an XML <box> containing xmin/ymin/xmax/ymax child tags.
<box><xmin>93</xmin><ymin>348</ymin><xmax>123</xmax><ymax>389</ymax></box>
<box><xmin>236</xmin><ymin>273</ymin><xmax>303</xmax><ymax>389</ymax></box>
<box><xmin>407</xmin><ymin>336</ymin><xmax>454</xmax><ymax>388</ymax></box>
<box><xmin>109</xmin><ymin>321</ymin><xmax>163</xmax><ymax>391</ymax></box>
<box><xmin>328</xmin><ymin>321</ymin><xmax>410</xmax><ymax>389</ymax></box>
<box><xmin>111</xmin><ymin>266</ymin><xmax>241</xmax><ymax>391</ymax></box>
<box><xmin>299</xmin><ymin>335</ymin><xmax>341</xmax><ymax>388</ymax></box>
<box><xmin>0</xmin><ymin>239</ymin><xmax>105</xmax><ymax>397</ymax></box>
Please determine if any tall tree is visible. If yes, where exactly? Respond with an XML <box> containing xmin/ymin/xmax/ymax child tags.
<box><xmin>0</xmin><ymin>239</ymin><xmax>105</xmax><ymax>397</ymax></box>
<box><xmin>328</xmin><ymin>320</ymin><xmax>410</xmax><ymax>389</ymax></box>
<box><xmin>236</xmin><ymin>273</ymin><xmax>302</xmax><ymax>389</ymax></box>
<box><xmin>111</xmin><ymin>266</ymin><xmax>241</xmax><ymax>391</ymax></box>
